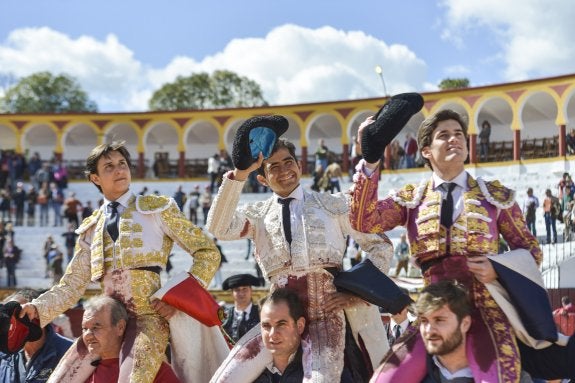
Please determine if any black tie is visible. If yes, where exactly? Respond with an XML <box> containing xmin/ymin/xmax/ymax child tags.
<box><xmin>394</xmin><ymin>324</ymin><xmax>402</xmax><ymax>341</ymax></box>
<box><xmin>107</xmin><ymin>201</ymin><xmax>120</xmax><ymax>242</ymax></box>
<box><xmin>440</xmin><ymin>183</ymin><xmax>456</xmax><ymax>228</ymax></box>
<box><xmin>238</xmin><ymin>311</ymin><xmax>248</xmax><ymax>339</ymax></box>
<box><xmin>278</xmin><ymin>198</ymin><xmax>294</xmax><ymax>245</ymax></box>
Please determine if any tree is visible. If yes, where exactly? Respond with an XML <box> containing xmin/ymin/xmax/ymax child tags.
<box><xmin>438</xmin><ymin>78</ymin><xmax>470</xmax><ymax>90</ymax></box>
<box><xmin>0</xmin><ymin>72</ymin><xmax>97</xmax><ymax>113</ymax></box>
<box><xmin>149</xmin><ymin>70</ymin><xmax>268</xmax><ymax>111</ymax></box>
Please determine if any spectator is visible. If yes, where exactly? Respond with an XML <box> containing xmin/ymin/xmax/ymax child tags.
<box><xmin>553</xmin><ymin>296</ymin><xmax>575</xmax><ymax>316</ymax></box>
<box><xmin>221</xmin><ymin>274</ymin><xmax>261</xmax><ymax>342</ymax></box>
<box><xmin>252</xmin><ymin>289</ymin><xmax>307</xmax><ymax>383</ymax></box>
<box><xmin>566</xmin><ymin>129</ymin><xmax>575</xmax><ymax>155</ymax></box>
<box><xmin>52</xmin><ymin>161</ymin><xmax>68</xmax><ymax>190</ymax></box>
<box><xmin>324</xmin><ymin>159</ymin><xmax>343</xmax><ymax>193</ymax></box>
<box><xmin>0</xmin><ymin>189</ymin><xmax>11</xmax><ymax>222</ymax></box>
<box><xmin>543</xmin><ymin>189</ymin><xmax>560</xmax><ymax>244</ymax></box>
<box><xmin>26</xmin><ymin>185</ymin><xmax>38</xmax><ymax>226</ymax></box>
<box><xmin>63</xmin><ymin>191</ymin><xmax>82</xmax><ymax>229</ymax></box>
<box><xmin>76</xmin><ymin>295</ymin><xmax>180</xmax><ymax>382</ymax></box>
<box><xmin>199</xmin><ymin>185</ymin><xmax>212</xmax><ymax>225</ymax></box>
<box><xmin>217</xmin><ymin>151</ymin><xmax>233</xmax><ymax>189</ymax></box>
<box><xmin>524</xmin><ymin>187</ymin><xmax>539</xmax><ymax>237</ymax></box>
<box><xmin>389</xmin><ymin>139</ymin><xmax>404</xmax><ymax>170</ymax></box>
<box><xmin>0</xmin><ymin>221</ymin><xmax>6</xmax><ymax>266</ymax></box>
<box><xmin>207</xmin><ymin>154</ymin><xmax>220</xmax><ymax>193</ymax></box>
<box><xmin>12</xmin><ymin>182</ymin><xmax>26</xmax><ymax>226</ymax></box>
<box><xmin>315</xmin><ymin>138</ymin><xmax>329</xmax><ymax>171</ymax></box>
<box><xmin>394</xmin><ymin>233</ymin><xmax>410</xmax><ymax>277</ymax></box>
<box><xmin>403</xmin><ymin>132</ymin><xmax>418</xmax><ymax>168</ymax></box>
<box><xmin>37</xmin><ymin>183</ymin><xmax>50</xmax><ymax>227</ymax></box>
<box><xmin>350</xmin><ymin>135</ymin><xmax>362</xmax><ymax>179</ymax></box>
<box><xmin>479</xmin><ymin>120</ymin><xmax>492</xmax><ymax>162</ymax></box>
<box><xmin>558</xmin><ymin>173</ymin><xmax>575</xmax><ymax>212</ymax></box>
<box><xmin>42</xmin><ymin>235</ymin><xmax>54</xmax><ymax>279</ymax></box>
<box><xmin>46</xmin><ymin>243</ymin><xmax>64</xmax><ymax>283</ymax></box>
<box><xmin>3</xmin><ymin>237</ymin><xmax>21</xmax><ymax>287</ymax></box>
<box><xmin>62</xmin><ymin>223</ymin><xmax>78</xmax><ymax>262</ymax></box>
<box><xmin>0</xmin><ymin>288</ymin><xmax>73</xmax><ymax>383</ymax></box>
<box><xmin>172</xmin><ymin>185</ymin><xmax>186</xmax><ymax>212</ymax></box>
<box><xmin>209</xmin><ymin>238</ymin><xmax>227</xmax><ymax>288</ymax></box>
<box><xmin>34</xmin><ymin>162</ymin><xmax>51</xmax><ymax>191</ymax></box>
<box><xmin>310</xmin><ymin>164</ymin><xmax>326</xmax><ymax>192</ymax></box>
<box><xmin>187</xmin><ymin>186</ymin><xmax>200</xmax><ymax>225</ymax></box>
<box><xmin>48</xmin><ymin>182</ymin><xmax>64</xmax><ymax>227</ymax></box>
<box><xmin>27</xmin><ymin>152</ymin><xmax>42</xmax><ymax>185</ymax></box>
<box><xmin>81</xmin><ymin>200</ymin><xmax>94</xmax><ymax>220</ymax></box>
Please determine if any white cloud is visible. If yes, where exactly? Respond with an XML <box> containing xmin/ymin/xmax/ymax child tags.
<box><xmin>440</xmin><ymin>0</ymin><xmax>575</xmax><ymax>80</ymax></box>
<box><xmin>0</xmin><ymin>25</ymin><xmax>428</xmax><ymax>112</ymax></box>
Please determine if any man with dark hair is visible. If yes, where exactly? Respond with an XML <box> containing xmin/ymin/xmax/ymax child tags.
<box><xmin>208</xmin><ymin>123</ymin><xmax>392</xmax><ymax>382</ymax></box>
<box><xmin>383</xmin><ymin>287</ymin><xmax>412</xmax><ymax>346</ymax></box>
<box><xmin>75</xmin><ymin>295</ymin><xmax>180</xmax><ymax>383</ymax></box>
<box><xmin>20</xmin><ymin>141</ymin><xmax>221</xmax><ymax>383</ymax></box>
<box><xmin>221</xmin><ymin>273</ymin><xmax>261</xmax><ymax>342</ymax></box>
<box><xmin>351</xmin><ymin>107</ymin><xmax>571</xmax><ymax>382</ymax></box>
<box><xmin>253</xmin><ymin>288</ymin><xmax>306</xmax><ymax>383</ymax></box>
<box><xmin>415</xmin><ymin>280</ymin><xmax>473</xmax><ymax>382</ymax></box>
<box><xmin>0</xmin><ymin>288</ymin><xmax>72</xmax><ymax>383</ymax></box>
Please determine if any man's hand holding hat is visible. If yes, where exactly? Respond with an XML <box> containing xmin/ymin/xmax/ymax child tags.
<box><xmin>0</xmin><ymin>301</ymin><xmax>42</xmax><ymax>354</ymax></box>
<box><xmin>360</xmin><ymin>93</ymin><xmax>424</xmax><ymax>164</ymax></box>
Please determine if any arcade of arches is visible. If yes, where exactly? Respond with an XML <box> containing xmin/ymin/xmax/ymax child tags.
<box><xmin>1</xmin><ymin>73</ymin><xmax>575</xmax><ymax>179</ymax></box>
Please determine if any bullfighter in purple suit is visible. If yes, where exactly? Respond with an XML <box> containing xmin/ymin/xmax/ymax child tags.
<box><xmin>351</xmin><ymin>108</ymin><xmax>552</xmax><ymax>383</ymax></box>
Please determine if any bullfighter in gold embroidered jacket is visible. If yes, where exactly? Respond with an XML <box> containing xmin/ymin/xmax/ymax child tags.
<box><xmin>207</xmin><ymin>137</ymin><xmax>392</xmax><ymax>383</ymax></box>
<box><xmin>351</xmin><ymin>109</ymin><xmax>544</xmax><ymax>383</ymax></box>
<box><xmin>20</xmin><ymin>141</ymin><xmax>220</xmax><ymax>383</ymax></box>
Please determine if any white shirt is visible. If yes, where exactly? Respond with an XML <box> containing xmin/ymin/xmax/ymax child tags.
<box><xmin>234</xmin><ymin>302</ymin><xmax>253</xmax><ymax>320</ymax></box>
<box><xmin>432</xmin><ymin>170</ymin><xmax>468</xmax><ymax>224</ymax></box>
<box><xmin>274</xmin><ymin>185</ymin><xmax>305</xmax><ymax>245</ymax></box>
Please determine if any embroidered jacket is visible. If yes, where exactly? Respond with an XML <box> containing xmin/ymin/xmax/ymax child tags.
<box><xmin>351</xmin><ymin>168</ymin><xmax>543</xmax><ymax>383</ymax></box>
<box><xmin>32</xmin><ymin>193</ymin><xmax>220</xmax><ymax>327</ymax></box>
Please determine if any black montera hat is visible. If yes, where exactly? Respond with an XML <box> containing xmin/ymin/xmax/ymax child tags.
<box><xmin>232</xmin><ymin>115</ymin><xmax>289</xmax><ymax>170</ymax></box>
<box><xmin>222</xmin><ymin>274</ymin><xmax>261</xmax><ymax>290</ymax></box>
<box><xmin>0</xmin><ymin>301</ymin><xmax>42</xmax><ymax>354</ymax></box>
<box><xmin>362</xmin><ymin>93</ymin><xmax>424</xmax><ymax>163</ymax></box>
<box><xmin>333</xmin><ymin>259</ymin><xmax>413</xmax><ymax>314</ymax></box>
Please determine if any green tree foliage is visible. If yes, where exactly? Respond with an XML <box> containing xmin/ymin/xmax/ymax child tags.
<box><xmin>438</xmin><ymin>78</ymin><xmax>470</xmax><ymax>90</ymax></box>
<box><xmin>149</xmin><ymin>70</ymin><xmax>268</xmax><ymax>111</ymax></box>
<box><xmin>0</xmin><ymin>72</ymin><xmax>97</xmax><ymax>113</ymax></box>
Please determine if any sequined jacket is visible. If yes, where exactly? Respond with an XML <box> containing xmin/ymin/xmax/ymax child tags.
<box><xmin>351</xmin><ymin>170</ymin><xmax>542</xmax><ymax>267</ymax></box>
<box><xmin>32</xmin><ymin>193</ymin><xmax>220</xmax><ymax>327</ymax></box>
<box><xmin>207</xmin><ymin>175</ymin><xmax>392</xmax><ymax>280</ymax></box>
<box><xmin>352</xmin><ymin>169</ymin><xmax>543</xmax><ymax>383</ymax></box>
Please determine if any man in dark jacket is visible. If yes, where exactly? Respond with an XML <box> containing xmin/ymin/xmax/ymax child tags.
<box><xmin>221</xmin><ymin>273</ymin><xmax>261</xmax><ymax>342</ymax></box>
<box><xmin>0</xmin><ymin>289</ymin><xmax>72</xmax><ymax>383</ymax></box>
<box><xmin>252</xmin><ymin>288</ymin><xmax>305</xmax><ymax>383</ymax></box>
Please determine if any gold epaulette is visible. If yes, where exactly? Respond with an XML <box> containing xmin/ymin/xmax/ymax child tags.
<box><xmin>477</xmin><ymin>178</ymin><xmax>516</xmax><ymax>209</ymax></box>
<box><xmin>76</xmin><ymin>209</ymin><xmax>102</xmax><ymax>234</ymax></box>
<box><xmin>136</xmin><ymin>195</ymin><xmax>172</xmax><ymax>214</ymax></box>
<box><xmin>390</xmin><ymin>181</ymin><xmax>426</xmax><ymax>208</ymax></box>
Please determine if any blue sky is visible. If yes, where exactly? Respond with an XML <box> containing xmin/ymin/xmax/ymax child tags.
<box><xmin>1</xmin><ymin>0</ymin><xmax>573</xmax><ymax>112</ymax></box>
